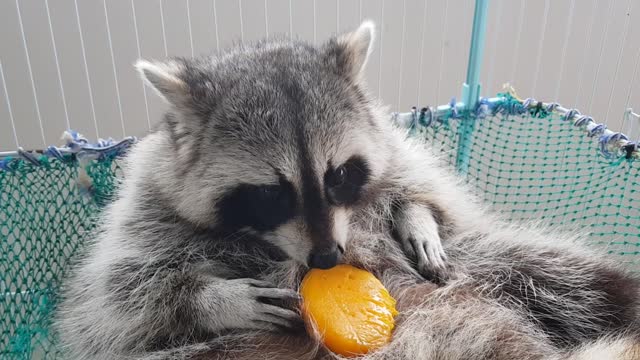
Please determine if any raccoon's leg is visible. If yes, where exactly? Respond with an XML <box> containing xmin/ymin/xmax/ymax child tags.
<box><xmin>62</xmin><ymin>262</ymin><xmax>302</xmax><ymax>358</ymax></box>
<box><xmin>393</xmin><ymin>202</ymin><xmax>453</xmax><ymax>282</ymax></box>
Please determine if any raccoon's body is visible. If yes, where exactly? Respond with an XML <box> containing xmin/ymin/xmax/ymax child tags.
<box><xmin>55</xmin><ymin>22</ymin><xmax>640</xmax><ymax>359</ymax></box>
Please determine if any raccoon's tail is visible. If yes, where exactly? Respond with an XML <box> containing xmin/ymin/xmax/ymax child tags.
<box><xmin>446</xmin><ymin>226</ymin><xmax>640</xmax><ymax>348</ymax></box>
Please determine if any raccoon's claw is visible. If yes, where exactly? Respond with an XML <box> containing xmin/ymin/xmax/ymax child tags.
<box><xmin>250</xmin><ymin>284</ymin><xmax>302</xmax><ymax>302</ymax></box>
<box><xmin>255</xmin><ymin>304</ymin><xmax>304</xmax><ymax>331</ymax></box>
<box><xmin>227</xmin><ymin>278</ymin><xmax>303</xmax><ymax>332</ymax></box>
<box><xmin>412</xmin><ymin>235</ymin><xmax>446</xmax><ymax>270</ymax></box>
<box><xmin>252</xmin><ymin>289</ymin><xmax>302</xmax><ymax>331</ymax></box>
<box><xmin>408</xmin><ymin>236</ymin><xmax>452</xmax><ymax>284</ymax></box>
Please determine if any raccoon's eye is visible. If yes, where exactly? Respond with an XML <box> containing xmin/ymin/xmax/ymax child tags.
<box><xmin>328</xmin><ymin>166</ymin><xmax>347</xmax><ymax>187</ymax></box>
<box><xmin>258</xmin><ymin>186</ymin><xmax>279</xmax><ymax>199</ymax></box>
<box><xmin>325</xmin><ymin>156</ymin><xmax>370</xmax><ymax>206</ymax></box>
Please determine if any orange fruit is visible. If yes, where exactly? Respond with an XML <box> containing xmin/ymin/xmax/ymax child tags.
<box><xmin>300</xmin><ymin>264</ymin><xmax>398</xmax><ymax>357</ymax></box>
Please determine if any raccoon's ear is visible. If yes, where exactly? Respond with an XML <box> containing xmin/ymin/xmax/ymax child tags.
<box><xmin>329</xmin><ymin>21</ymin><xmax>375</xmax><ymax>78</ymax></box>
<box><xmin>135</xmin><ymin>59</ymin><xmax>188</xmax><ymax>106</ymax></box>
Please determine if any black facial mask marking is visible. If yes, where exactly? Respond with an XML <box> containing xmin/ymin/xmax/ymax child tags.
<box><xmin>324</xmin><ymin>156</ymin><xmax>370</xmax><ymax>206</ymax></box>
<box><xmin>217</xmin><ymin>176</ymin><xmax>296</xmax><ymax>233</ymax></box>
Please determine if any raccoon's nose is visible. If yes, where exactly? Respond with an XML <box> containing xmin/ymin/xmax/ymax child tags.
<box><xmin>308</xmin><ymin>248</ymin><xmax>341</xmax><ymax>269</ymax></box>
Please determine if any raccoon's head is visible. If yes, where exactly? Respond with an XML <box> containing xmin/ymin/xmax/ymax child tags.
<box><xmin>137</xmin><ymin>22</ymin><xmax>390</xmax><ymax>269</ymax></box>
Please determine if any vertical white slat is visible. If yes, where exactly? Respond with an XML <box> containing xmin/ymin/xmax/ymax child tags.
<box><xmin>442</xmin><ymin>1</ymin><xmax>473</xmax><ymax>104</ymax></box>
<box><xmin>265</xmin><ymin>0</ymin><xmax>270</xmax><ymax>38</ymax></box>
<box><xmin>378</xmin><ymin>0</ymin><xmax>414</xmax><ymax>108</ymax></box>
<box><xmin>73</xmin><ymin>0</ymin><xmax>99</xmax><ymax>139</ymax></box>
<box><xmin>623</xmin><ymin>20</ymin><xmax>640</xmax><ymax>113</ymax></box>
<box><xmin>131</xmin><ymin>0</ymin><xmax>151</xmax><ymax>130</ymax></box>
<box><xmin>337</xmin><ymin>0</ymin><xmax>359</xmax><ymax>33</ymax></box>
<box><xmin>553</xmin><ymin>0</ymin><xmax>577</xmax><ymax>101</ymax></box>
<box><xmin>187</xmin><ymin>0</ymin><xmax>195</xmax><ymax>57</ymax></box>
<box><xmin>0</xmin><ymin>61</ymin><xmax>19</xmax><ymax>148</ymax></box>
<box><xmin>399</xmin><ymin>0</ymin><xmax>426</xmax><ymax>109</ymax></box>
<box><xmin>131</xmin><ymin>0</ymin><xmax>168</xmax><ymax>127</ymax></box>
<box><xmin>358</xmin><ymin>0</ymin><xmax>382</xmax><ymax>98</ymax></box>
<box><xmin>240</xmin><ymin>0</ymin><xmax>268</xmax><ymax>42</ymax></box>
<box><xmin>336</xmin><ymin>0</ymin><xmax>339</xmax><ymax>34</ymax></box>
<box><xmin>214</xmin><ymin>0</ymin><xmax>221</xmax><ymax>50</ymax></box>
<box><xmin>529</xmin><ymin>0</ymin><xmax>571</xmax><ymax>102</ymax></box>
<box><xmin>376</xmin><ymin>0</ymin><xmax>385</xmax><ymax>99</ymax></box>
<box><xmin>313</xmin><ymin>0</ymin><xmax>317</xmax><ymax>44</ymax></box>
<box><xmin>188</xmin><ymin>0</ymin><xmax>217</xmax><ymax>56</ymax></box>
<box><xmin>510</xmin><ymin>1</ymin><xmax>548</xmax><ymax>98</ymax></box>
<box><xmin>359</xmin><ymin>0</ymin><xmax>362</xmax><ymax>22</ymax></box>
<box><xmin>395</xmin><ymin>0</ymin><xmax>407</xmax><ymax>110</ymax></box>
<box><xmin>239</xmin><ymin>0</ymin><xmax>245</xmax><ymax>42</ymax></box>
<box><xmin>158</xmin><ymin>0</ymin><xmax>168</xmax><ymax>56</ymax></box>
<box><xmin>315</xmin><ymin>0</ymin><xmax>338</xmax><ymax>42</ymax></box>
<box><xmin>15</xmin><ymin>0</ymin><xmax>46</xmax><ymax>147</ymax></box>
<box><xmin>571</xmin><ymin>0</ymin><xmax>598</xmax><ymax>106</ymax></box>
<box><xmin>434</xmin><ymin>1</ymin><xmax>449</xmax><ymax>104</ymax></box>
<box><xmin>186</xmin><ymin>1</ymin><xmax>195</xmax><ymax>57</ymax></box>
<box><xmin>622</xmin><ymin>12</ymin><xmax>640</xmax><ymax>137</ymax></box>
<box><xmin>417</xmin><ymin>1</ymin><xmax>447</xmax><ymax>105</ymax></box>
<box><xmin>44</xmin><ymin>0</ymin><xmax>70</xmax><ymax>131</ymax></box>
<box><xmin>485</xmin><ymin>0</ymin><xmax>520</xmax><ymax>97</ymax></box>
<box><xmin>103</xmin><ymin>0</ymin><xmax>125</xmax><ymax>138</ymax></box>
<box><xmin>586</xmin><ymin>0</ymin><xmax>630</xmax><ymax>127</ymax></box>
<box><xmin>530</xmin><ymin>0</ymin><xmax>550</xmax><ymax>96</ymax></box>
<box><xmin>416</xmin><ymin>0</ymin><xmax>428</xmax><ymax>105</ymax></box>
<box><xmin>17</xmin><ymin>0</ymin><xmax>70</xmax><ymax>146</ymax></box>
<box><xmin>45</xmin><ymin>0</ymin><xmax>96</xmax><ymax>140</ymax></box>
<box><xmin>573</xmin><ymin>0</ymin><xmax>608</xmax><ymax>110</ymax></box>
<box><xmin>265</xmin><ymin>0</ymin><xmax>290</xmax><ymax>38</ymax></box>
<box><xmin>601</xmin><ymin>0</ymin><xmax>640</xmax><ymax>134</ymax></box>
<box><xmin>215</xmin><ymin>0</ymin><xmax>243</xmax><ymax>48</ymax></box>
<box><xmin>76</xmin><ymin>0</ymin><xmax>126</xmax><ymax>140</ymax></box>
<box><xmin>104</xmin><ymin>0</ymin><xmax>150</xmax><ymax>137</ymax></box>
<box><xmin>161</xmin><ymin>0</ymin><xmax>193</xmax><ymax>56</ymax></box>
<box><xmin>603</xmin><ymin>0</ymin><xmax>634</xmax><ymax>125</ymax></box>
<box><xmin>550</xmin><ymin>0</ymin><xmax>596</xmax><ymax>107</ymax></box>
<box><xmin>509</xmin><ymin>0</ymin><xmax>526</xmax><ymax>84</ymax></box>
<box><xmin>290</xmin><ymin>0</ymin><xmax>314</xmax><ymax>42</ymax></box>
<box><xmin>585</xmin><ymin>0</ymin><xmax>614</xmax><ymax>114</ymax></box>
<box><xmin>289</xmin><ymin>0</ymin><xmax>293</xmax><ymax>37</ymax></box>
<box><xmin>482</xmin><ymin>0</ymin><xmax>503</xmax><ymax>96</ymax></box>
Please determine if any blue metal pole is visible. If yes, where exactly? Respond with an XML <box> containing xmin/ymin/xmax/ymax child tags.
<box><xmin>456</xmin><ymin>0</ymin><xmax>490</xmax><ymax>175</ymax></box>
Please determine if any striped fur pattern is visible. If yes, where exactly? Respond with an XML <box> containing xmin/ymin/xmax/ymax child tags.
<box><xmin>55</xmin><ymin>22</ymin><xmax>640</xmax><ymax>359</ymax></box>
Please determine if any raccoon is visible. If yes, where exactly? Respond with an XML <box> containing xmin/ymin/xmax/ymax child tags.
<box><xmin>55</xmin><ymin>22</ymin><xmax>640</xmax><ymax>360</ymax></box>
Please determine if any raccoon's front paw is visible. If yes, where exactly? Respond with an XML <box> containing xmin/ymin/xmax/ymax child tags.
<box><xmin>226</xmin><ymin>278</ymin><xmax>303</xmax><ymax>332</ymax></box>
<box><xmin>402</xmin><ymin>234</ymin><xmax>451</xmax><ymax>283</ymax></box>
<box><xmin>395</xmin><ymin>204</ymin><xmax>452</xmax><ymax>283</ymax></box>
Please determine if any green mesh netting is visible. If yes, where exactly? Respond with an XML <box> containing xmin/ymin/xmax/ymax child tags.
<box><xmin>1</xmin><ymin>97</ymin><xmax>639</xmax><ymax>358</ymax></box>
<box><xmin>1</xmin><ymin>155</ymin><xmax>122</xmax><ymax>359</ymax></box>
<box><xmin>414</xmin><ymin>102</ymin><xmax>640</xmax><ymax>266</ymax></box>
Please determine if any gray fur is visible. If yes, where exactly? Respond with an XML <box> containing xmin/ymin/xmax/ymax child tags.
<box><xmin>55</xmin><ymin>22</ymin><xmax>640</xmax><ymax>359</ymax></box>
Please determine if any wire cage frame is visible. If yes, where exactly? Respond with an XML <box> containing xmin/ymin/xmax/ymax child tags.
<box><xmin>1</xmin><ymin>0</ymin><xmax>640</xmax><ymax>359</ymax></box>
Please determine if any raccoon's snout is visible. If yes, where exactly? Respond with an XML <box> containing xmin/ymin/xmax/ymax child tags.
<box><xmin>307</xmin><ymin>246</ymin><xmax>343</xmax><ymax>269</ymax></box>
